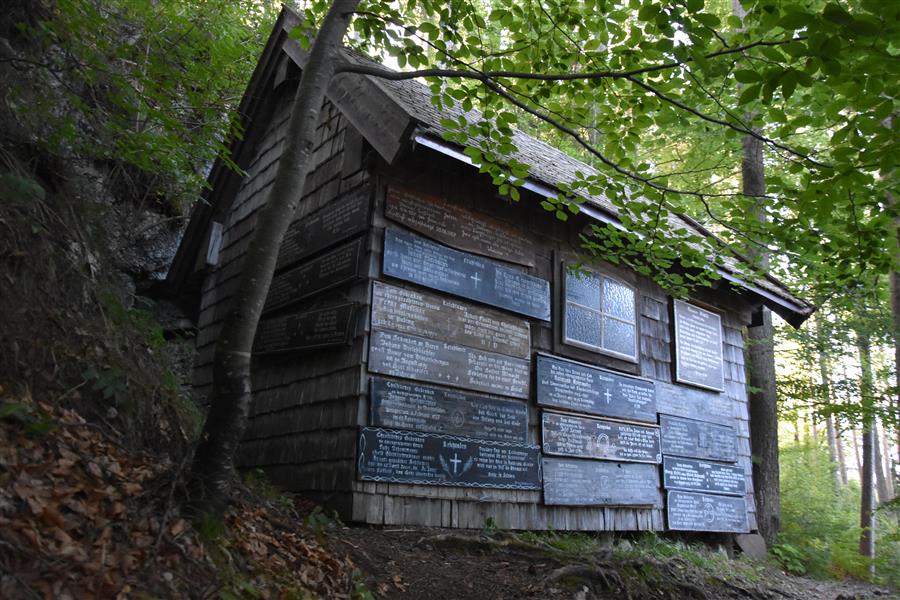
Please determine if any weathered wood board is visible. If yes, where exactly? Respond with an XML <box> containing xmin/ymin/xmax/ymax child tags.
<box><xmin>662</xmin><ymin>457</ymin><xmax>746</xmax><ymax>496</ymax></box>
<box><xmin>535</xmin><ymin>354</ymin><xmax>657</xmax><ymax>423</ymax></box>
<box><xmin>357</xmin><ymin>427</ymin><xmax>541</xmax><ymax>489</ymax></box>
<box><xmin>541</xmin><ymin>412</ymin><xmax>661</xmax><ymax>464</ymax></box>
<box><xmin>659</xmin><ymin>415</ymin><xmax>737</xmax><ymax>463</ymax></box>
<box><xmin>369</xmin><ymin>377</ymin><xmax>528</xmax><ymax>442</ymax></box>
<box><xmin>276</xmin><ymin>188</ymin><xmax>370</xmax><ymax>271</ymax></box>
<box><xmin>542</xmin><ymin>457</ymin><xmax>661</xmax><ymax>507</ymax></box>
<box><xmin>368</xmin><ymin>329</ymin><xmax>530</xmax><ymax>399</ymax></box>
<box><xmin>371</xmin><ymin>282</ymin><xmax>530</xmax><ymax>358</ymax></box>
<box><xmin>673</xmin><ymin>300</ymin><xmax>725</xmax><ymax>391</ymax></box>
<box><xmin>385</xmin><ymin>186</ymin><xmax>535</xmax><ymax>267</ymax></box>
<box><xmin>382</xmin><ymin>227</ymin><xmax>550</xmax><ymax>321</ymax></box>
<box><xmin>667</xmin><ymin>490</ymin><xmax>749</xmax><ymax>532</ymax></box>
<box><xmin>254</xmin><ymin>303</ymin><xmax>357</xmax><ymax>354</ymax></box>
<box><xmin>656</xmin><ymin>381</ymin><xmax>734</xmax><ymax>427</ymax></box>
<box><xmin>265</xmin><ymin>237</ymin><xmax>364</xmax><ymax>313</ymax></box>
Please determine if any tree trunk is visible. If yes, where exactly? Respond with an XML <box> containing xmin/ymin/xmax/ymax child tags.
<box><xmin>856</xmin><ymin>331</ymin><xmax>876</xmax><ymax>570</ymax></box>
<box><xmin>188</xmin><ymin>0</ymin><xmax>361</xmax><ymax>509</ymax></box>
<box><xmin>879</xmin><ymin>423</ymin><xmax>895</xmax><ymax>499</ymax></box>
<box><xmin>874</xmin><ymin>421</ymin><xmax>891</xmax><ymax>503</ymax></box>
<box><xmin>816</xmin><ymin>315</ymin><xmax>842</xmax><ymax>490</ymax></box>
<box><xmin>836</xmin><ymin>422</ymin><xmax>849</xmax><ymax>486</ymax></box>
<box><xmin>853</xmin><ymin>427</ymin><xmax>863</xmax><ymax>477</ymax></box>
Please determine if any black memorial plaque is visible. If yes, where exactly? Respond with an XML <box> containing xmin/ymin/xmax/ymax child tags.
<box><xmin>656</xmin><ymin>381</ymin><xmax>734</xmax><ymax>427</ymax></box>
<box><xmin>383</xmin><ymin>228</ymin><xmax>550</xmax><ymax>321</ymax></box>
<box><xmin>370</xmin><ymin>377</ymin><xmax>528</xmax><ymax>443</ymax></box>
<box><xmin>368</xmin><ymin>329</ymin><xmax>530</xmax><ymax>399</ymax></box>
<box><xmin>535</xmin><ymin>354</ymin><xmax>657</xmax><ymax>423</ymax></box>
<box><xmin>276</xmin><ymin>189</ymin><xmax>370</xmax><ymax>271</ymax></box>
<box><xmin>542</xmin><ymin>412</ymin><xmax>661</xmax><ymax>464</ymax></box>
<box><xmin>662</xmin><ymin>457</ymin><xmax>746</xmax><ymax>496</ymax></box>
<box><xmin>385</xmin><ymin>186</ymin><xmax>534</xmax><ymax>267</ymax></box>
<box><xmin>659</xmin><ymin>415</ymin><xmax>737</xmax><ymax>463</ymax></box>
<box><xmin>371</xmin><ymin>282</ymin><xmax>530</xmax><ymax>358</ymax></box>
<box><xmin>254</xmin><ymin>303</ymin><xmax>357</xmax><ymax>354</ymax></box>
<box><xmin>357</xmin><ymin>427</ymin><xmax>541</xmax><ymax>489</ymax></box>
<box><xmin>542</xmin><ymin>457</ymin><xmax>661</xmax><ymax>506</ymax></box>
<box><xmin>673</xmin><ymin>300</ymin><xmax>725</xmax><ymax>391</ymax></box>
<box><xmin>265</xmin><ymin>238</ymin><xmax>364</xmax><ymax>314</ymax></box>
<box><xmin>667</xmin><ymin>490</ymin><xmax>748</xmax><ymax>532</ymax></box>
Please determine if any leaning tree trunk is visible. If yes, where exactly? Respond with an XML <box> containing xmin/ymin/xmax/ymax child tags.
<box><xmin>856</xmin><ymin>329</ymin><xmax>876</xmax><ymax>571</ymax></box>
<box><xmin>189</xmin><ymin>0</ymin><xmax>361</xmax><ymax>508</ymax></box>
<box><xmin>817</xmin><ymin>315</ymin><xmax>843</xmax><ymax>491</ymax></box>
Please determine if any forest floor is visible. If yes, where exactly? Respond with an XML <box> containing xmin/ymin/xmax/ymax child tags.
<box><xmin>340</xmin><ymin>526</ymin><xmax>897</xmax><ymax>600</ymax></box>
<box><xmin>1</xmin><ymin>392</ymin><xmax>896</xmax><ymax>599</ymax></box>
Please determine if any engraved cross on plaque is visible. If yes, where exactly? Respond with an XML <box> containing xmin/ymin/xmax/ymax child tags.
<box><xmin>450</xmin><ymin>453</ymin><xmax>462</xmax><ymax>474</ymax></box>
<box><xmin>604</xmin><ymin>389</ymin><xmax>612</xmax><ymax>404</ymax></box>
<box><xmin>470</xmin><ymin>272</ymin><xmax>482</xmax><ymax>288</ymax></box>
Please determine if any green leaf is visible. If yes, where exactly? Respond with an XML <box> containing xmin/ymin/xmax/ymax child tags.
<box><xmin>738</xmin><ymin>83</ymin><xmax>762</xmax><ymax>105</ymax></box>
<box><xmin>733</xmin><ymin>69</ymin><xmax>761</xmax><ymax>83</ymax></box>
<box><xmin>823</xmin><ymin>3</ymin><xmax>852</xmax><ymax>25</ymax></box>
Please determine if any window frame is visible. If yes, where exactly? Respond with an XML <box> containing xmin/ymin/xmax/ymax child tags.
<box><xmin>561</xmin><ymin>262</ymin><xmax>639</xmax><ymax>363</ymax></box>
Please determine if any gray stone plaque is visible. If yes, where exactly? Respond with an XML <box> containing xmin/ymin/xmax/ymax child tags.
<box><xmin>254</xmin><ymin>303</ymin><xmax>356</xmax><ymax>354</ymax></box>
<box><xmin>385</xmin><ymin>186</ymin><xmax>534</xmax><ymax>267</ymax></box>
<box><xmin>674</xmin><ymin>300</ymin><xmax>725</xmax><ymax>391</ymax></box>
<box><xmin>276</xmin><ymin>189</ymin><xmax>370</xmax><ymax>271</ymax></box>
<box><xmin>656</xmin><ymin>382</ymin><xmax>734</xmax><ymax>427</ymax></box>
<box><xmin>542</xmin><ymin>412</ymin><xmax>661</xmax><ymax>464</ymax></box>
<box><xmin>371</xmin><ymin>282</ymin><xmax>530</xmax><ymax>358</ymax></box>
<box><xmin>660</xmin><ymin>415</ymin><xmax>737</xmax><ymax>463</ymax></box>
<box><xmin>265</xmin><ymin>238</ymin><xmax>364</xmax><ymax>314</ymax></box>
<box><xmin>667</xmin><ymin>490</ymin><xmax>748</xmax><ymax>532</ymax></box>
<box><xmin>383</xmin><ymin>227</ymin><xmax>550</xmax><ymax>321</ymax></box>
<box><xmin>542</xmin><ymin>458</ymin><xmax>662</xmax><ymax>507</ymax></box>
<box><xmin>357</xmin><ymin>427</ymin><xmax>541</xmax><ymax>489</ymax></box>
<box><xmin>535</xmin><ymin>354</ymin><xmax>657</xmax><ymax>423</ymax></box>
<box><xmin>370</xmin><ymin>377</ymin><xmax>528</xmax><ymax>443</ymax></box>
<box><xmin>662</xmin><ymin>457</ymin><xmax>746</xmax><ymax>496</ymax></box>
<box><xmin>368</xmin><ymin>329</ymin><xmax>530</xmax><ymax>399</ymax></box>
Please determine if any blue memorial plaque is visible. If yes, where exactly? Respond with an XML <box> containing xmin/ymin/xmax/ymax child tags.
<box><xmin>662</xmin><ymin>457</ymin><xmax>746</xmax><ymax>496</ymax></box>
<box><xmin>667</xmin><ymin>490</ymin><xmax>748</xmax><ymax>532</ymax></box>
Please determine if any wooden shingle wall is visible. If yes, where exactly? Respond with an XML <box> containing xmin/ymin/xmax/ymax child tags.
<box><xmin>192</xmin><ymin>75</ymin><xmax>372</xmax><ymax>507</ymax></box>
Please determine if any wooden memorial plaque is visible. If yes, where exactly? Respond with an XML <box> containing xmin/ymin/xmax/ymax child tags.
<box><xmin>383</xmin><ymin>228</ymin><xmax>550</xmax><ymax>321</ymax></box>
<box><xmin>254</xmin><ymin>303</ymin><xmax>357</xmax><ymax>354</ymax></box>
<box><xmin>673</xmin><ymin>300</ymin><xmax>725</xmax><ymax>391</ymax></box>
<box><xmin>542</xmin><ymin>457</ymin><xmax>661</xmax><ymax>507</ymax></box>
<box><xmin>659</xmin><ymin>415</ymin><xmax>737</xmax><ymax>463</ymax></box>
<box><xmin>535</xmin><ymin>354</ymin><xmax>657</xmax><ymax>423</ymax></box>
<box><xmin>667</xmin><ymin>490</ymin><xmax>748</xmax><ymax>532</ymax></box>
<box><xmin>371</xmin><ymin>282</ymin><xmax>530</xmax><ymax>358</ymax></box>
<box><xmin>368</xmin><ymin>329</ymin><xmax>530</xmax><ymax>399</ymax></box>
<box><xmin>662</xmin><ymin>457</ymin><xmax>746</xmax><ymax>496</ymax></box>
<box><xmin>357</xmin><ymin>427</ymin><xmax>541</xmax><ymax>490</ymax></box>
<box><xmin>385</xmin><ymin>186</ymin><xmax>534</xmax><ymax>267</ymax></box>
<box><xmin>265</xmin><ymin>238</ymin><xmax>364</xmax><ymax>314</ymax></box>
<box><xmin>276</xmin><ymin>189</ymin><xmax>370</xmax><ymax>271</ymax></box>
<box><xmin>542</xmin><ymin>412</ymin><xmax>661</xmax><ymax>464</ymax></box>
<box><xmin>370</xmin><ymin>377</ymin><xmax>528</xmax><ymax>443</ymax></box>
<box><xmin>656</xmin><ymin>381</ymin><xmax>734</xmax><ymax>427</ymax></box>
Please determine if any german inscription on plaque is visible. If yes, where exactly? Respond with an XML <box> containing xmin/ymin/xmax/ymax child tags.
<box><xmin>383</xmin><ymin>228</ymin><xmax>550</xmax><ymax>321</ymax></box>
<box><xmin>368</xmin><ymin>329</ymin><xmax>530</xmax><ymax>399</ymax></box>
<box><xmin>370</xmin><ymin>377</ymin><xmax>528</xmax><ymax>443</ymax></box>
<box><xmin>660</xmin><ymin>415</ymin><xmax>737</xmax><ymax>462</ymax></box>
<box><xmin>542</xmin><ymin>458</ymin><xmax>661</xmax><ymax>506</ymax></box>
<box><xmin>656</xmin><ymin>381</ymin><xmax>734</xmax><ymax>427</ymax></box>
<box><xmin>254</xmin><ymin>303</ymin><xmax>357</xmax><ymax>354</ymax></box>
<box><xmin>276</xmin><ymin>189</ymin><xmax>370</xmax><ymax>271</ymax></box>
<box><xmin>535</xmin><ymin>354</ymin><xmax>657</xmax><ymax>423</ymax></box>
<box><xmin>542</xmin><ymin>412</ymin><xmax>661</xmax><ymax>464</ymax></box>
<box><xmin>674</xmin><ymin>300</ymin><xmax>725</xmax><ymax>391</ymax></box>
<box><xmin>357</xmin><ymin>427</ymin><xmax>541</xmax><ymax>489</ymax></box>
<box><xmin>663</xmin><ymin>457</ymin><xmax>746</xmax><ymax>496</ymax></box>
<box><xmin>667</xmin><ymin>490</ymin><xmax>748</xmax><ymax>532</ymax></box>
<box><xmin>372</xmin><ymin>282</ymin><xmax>530</xmax><ymax>358</ymax></box>
<box><xmin>385</xmin><ymin>186</ymin><xmax>534</xmax><ymax>267</ymax></box>
<box><xmin>265</xmin><ymin>238</ymin><xmax>364</xmax><ymax>314</ymax></box>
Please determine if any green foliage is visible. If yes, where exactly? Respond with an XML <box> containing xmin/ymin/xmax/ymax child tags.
<box><xmin>779</xmin><ymin>441</ymin><xmax>900</xmax><ymax>586</ymax></box>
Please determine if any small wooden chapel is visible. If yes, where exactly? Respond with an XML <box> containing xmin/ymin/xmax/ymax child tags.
<box><xmin>166</xmin><ymin>8</ymin><xmax>814</xmax><ymax>533</ymax></box>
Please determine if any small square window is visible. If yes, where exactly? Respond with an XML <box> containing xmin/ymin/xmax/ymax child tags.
<box><xmin>563</xmin><ymin>266</ymin><xmax>638</xmax><ymax>361</ymax></box>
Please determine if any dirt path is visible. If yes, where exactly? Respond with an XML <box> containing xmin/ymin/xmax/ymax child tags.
<box><xmin>335</xmin><ymin>526</ymin><xmax>897</xmax><ymax>600</ymax></box>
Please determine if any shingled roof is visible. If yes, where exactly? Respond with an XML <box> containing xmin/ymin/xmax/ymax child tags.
<box><xmin>167</xmin><ymin>7</ymin><xmax>814</xmax><ymax>327</ymax></box>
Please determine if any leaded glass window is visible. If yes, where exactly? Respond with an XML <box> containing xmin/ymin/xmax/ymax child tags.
<box><xmin>563</xmin><ymin>267</ymin><xmax>637</xmax><ymax>361</ymax></box>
